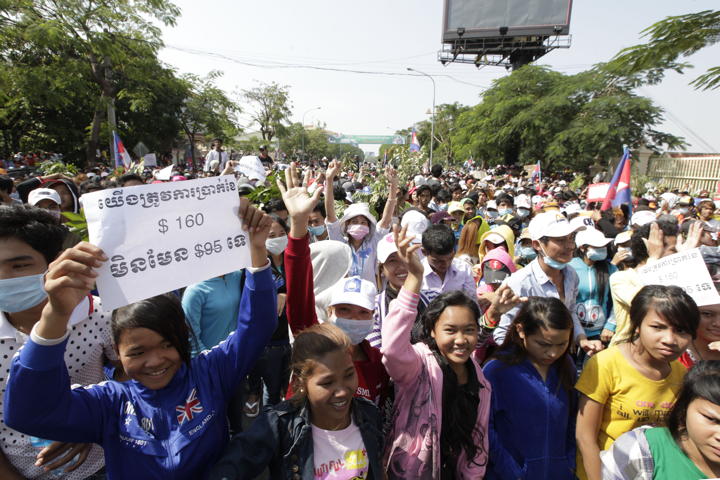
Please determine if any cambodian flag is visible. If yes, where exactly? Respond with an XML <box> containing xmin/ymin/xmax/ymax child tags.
<box><xmin>113</xmin><ymin>131</ymin><xmax>132</xmax><ymax>168</ymax></box>
<box><xmin>601</xmin><ymin>147</ymin><xmax>632</xmax><ymax>211</ymax></box>
<box><xmin>530</xmin><ymin>160</ymin><xmax>541</xmax><ymax>183</ymax></box>
<box><xmin>409</xmin><ymin>128</ymin><xmax>420</xmax><ymax>152</ymax></box>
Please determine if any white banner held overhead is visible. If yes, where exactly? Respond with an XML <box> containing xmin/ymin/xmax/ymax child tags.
<box><xmin>81</xmin><ymin>176</ymin><xmax>251</xmax><ymax>310</ymax></box>
<box><xmin>637</xmin><ymin>248</ymin><xmax>720</xmax><ymax>307</ymax></box>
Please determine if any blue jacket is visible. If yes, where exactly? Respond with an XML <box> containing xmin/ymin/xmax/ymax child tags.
<box><xmin>483</xmin><ymin>357</ymin><xmax>577</xmax><ymax>480</ymax></box>
<box><xmin>569</xmin><ymin>257</ymin><xmax>617</xmax><ymax>337</ymax></box>
<box><xmin>209</xmin><ymin>397</ymin><xmax>383</xmax><ymax>480</ymax></box>
<box><xmin>4</xmin><ymin>267</ymin><xmax>277</xmax><ymax>480</ymax></box>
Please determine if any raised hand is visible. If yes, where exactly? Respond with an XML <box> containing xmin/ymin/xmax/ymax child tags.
<box><xmin>277</xmin><ymin>162</ymin><xmax>322</xmax><ymax>238</ymax></box>
<box><xmin>386</xmin><ymin>166</ymin><xmax>398</xmax><ymax>195</ymax></box>
<box><xmin>644</xmin><ymin>222</ymin><xmax>664</xmax><ymax>260</ymax></box>
<box><xmin>392</xmin><ymin>224</ymin><xmax>424</xmax><ymax>293</ymax></box>
<box><xmin>238</xmin><ymin>197</ymin><xmax>273</xmax><ymax>267</ymax></box>
<box><xmin>677</xmin><ymin>220</ymin><xmax>703</xmax><ymax>252</ymax></box>
<box><xmin>326</xmin><ymin>159</ymin><xmax>340</xmax><ymax>180</ymax></box>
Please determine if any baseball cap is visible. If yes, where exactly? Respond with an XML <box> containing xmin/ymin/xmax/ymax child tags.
<box><xmin>486</xmin><ymin>200</ymin><xmax>498</xmax><ymax>210</ymax></box>
<box><xmin>430</xmin><ymin>211</ymin><xmax>454</xmax><ymax>224</ymax></box>
<box><xmin>575</xmin><ymin>228</ymin><xmax>613</xmax><ymax>248</ymax></box>
<box><xmin>401</xmin><ymin>210</ymin><xmax>430</xmax><ymax>243</ymax></box>
<box><xmin>482</xmin><ymin>258</ymin><xmax>512</xmax><ymax>285</ymax></box>
<box><xmin>377</xmin><ymin>233</ymin><xmax>398</xmax><ymax>263</ymax></box>
<box><xmin>515</xmin><ymin>195</ymin><xmax>531</xmax><ymax>209</ymax></box>
<box><xmin>518</xmin><ymin>228</ymin><xmax>532</xmax><ymax>241</ymax></box>
<box><xmin>447</xmin><ymin>201</ymin><xmax>465</xmax><ymax>214</ymax></box>
<box><xmin>484</xmin><ymin>232</ymin><xmax>506</xmax><ymax>245</ymax></box>
<box><xmin>28</xmin><ymin>188</ymin><xmax>61</xmax><ymax>207</ymax></box>
<box><xmin>329</xmin><ymin>276</ymin><xmax>377</xmax><ymax>311</ymax></box>
<box><xmin>563</xmin><ymin>203</ymin><xmax>582</xmax><ymax>216</ymax></box>
<box><xmin>570</xmin><ymin>215</ymin><xmax>595</xmax><ymax>231</ymax></box>
<box><xmin>528</xmin><ymin>211</ymin><xmax>583</xmax><ymax>241</ymax></box>
<box><xmin>630</xmin><ymin>210</ymin><xmax>656</xmax><ymax>227</ymax></box>
<box><xmin>614</xmin><ymin>230</ymin><xmax>633</xmax><ymax>245</ymax></box>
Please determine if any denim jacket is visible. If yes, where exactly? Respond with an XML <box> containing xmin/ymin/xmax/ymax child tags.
<box><xmin>209</xmin><ymin>397</ymin><xmax>384</xmax><ymax>480</ymax></box>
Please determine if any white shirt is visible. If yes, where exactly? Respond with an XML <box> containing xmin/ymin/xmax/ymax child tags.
<box><xmin>311</xmin><ymin>420</ymin><xmax>368</xmax><ymax>479</ymax></box>
<box><xmin>420</xmin><ymin>257</ymin><xmax>477</xmax><ymax>303</ymax></box>
<box><xmin>0</xmin><ymin>296</ymin><xmax>116</xmax><ymax>479</ymax></box>
<box><xmin>203</xmin><ymin>150</ymin><xmax>228</xmax><ymax>172</ymax></box>
<box><xmin>326</xmin><ymin>220</ymin><xmax>389</xmax><ymax>284</ymax></box>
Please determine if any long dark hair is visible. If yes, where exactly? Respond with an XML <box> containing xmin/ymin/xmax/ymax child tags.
<box><xmin>418</xmin><ymin>291</ymin><xmax>485</xmax><ymax>467</ymax></box>
<box><xmin>112</xmin><ymin>293</ymin><xmax>193</xmax><ymax>366</ymax></box>
<box><xmin>494</xmin><ymin>297</ymin><xmax>575</xmax><ymax>390</ymax></box>
<box><xmin>667</xmin><ymin>361</ymin><xmax>720</xmax><ymax>442</ymax></box>
<box><xmin>574</xmin><ymin>245</ymin><xmax>610</xmax><ymax>303</ymax></box>
<box><xmin>621</xmin><ymin>285</ymin><xmax>700</xmax><ymax>344</ymax></box>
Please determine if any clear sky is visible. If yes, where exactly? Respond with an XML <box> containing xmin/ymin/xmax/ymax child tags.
<box><xmin>157</xmin><ymin>0</ymin><xmax>719</xmax><ymax>155</ymax></box>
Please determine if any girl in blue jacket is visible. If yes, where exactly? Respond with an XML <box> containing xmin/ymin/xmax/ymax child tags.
<box><xmin>4</xmin><ymin>199</ymin><xmax>277</xmax><ymax>480</ymax></box>
<box><xmin>483</xmin><ymin>296</ymin><xmax>578</xmax><ymax>480</ymax></box>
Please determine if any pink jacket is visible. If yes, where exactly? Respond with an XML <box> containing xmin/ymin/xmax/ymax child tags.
<box><xmin>380</xmin><ymin>288</ymin><xmax>491</xmax><ymax>479</ymax></box>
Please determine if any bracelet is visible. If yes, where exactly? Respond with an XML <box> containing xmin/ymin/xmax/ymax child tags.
<box><xmin>482</xmin><ymin>312</ymin><xmax>499</xmax><ymax>329</ymax></box>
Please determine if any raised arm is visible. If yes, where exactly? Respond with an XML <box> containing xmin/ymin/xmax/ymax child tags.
<box><xmin>380</xmin><ymin>225</ymin><xmax>425</xmax><ymax>384</ymax></box>
<box><xmin>324</xmin><ymin>159</ymin><xmax>340</xmax><ymax>223</ymax></box>
<box><xmin>278</xmin><ymin>162</ymin><xmax>322</xmax><ymax>334</ymax></box>
<box><xmin>378</xmin><ymin>166</ymin><xmax>398</xmax><ymax>230</ymax></box>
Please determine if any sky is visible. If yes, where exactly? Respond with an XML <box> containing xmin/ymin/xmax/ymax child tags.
<box><xmin>157</xmin><ymin>0</ymin><xmax>719</xmax><ymax>155</ymax></box>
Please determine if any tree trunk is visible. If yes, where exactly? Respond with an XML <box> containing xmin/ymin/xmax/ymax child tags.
<box><xmin>86</xmin><ymin>98</ymin><xmax>105</xmax><ymax>166</ymax></box>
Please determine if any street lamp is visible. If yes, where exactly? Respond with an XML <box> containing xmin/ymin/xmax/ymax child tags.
<box><xmin>301</xmin><ymin>106</ymin><xmax>322</xmax><ymax>160</ymax></box>
<box><xmin>407</xmin><ymin>67</ymin><xmax>436</xmax><ymax>169</ymax></box>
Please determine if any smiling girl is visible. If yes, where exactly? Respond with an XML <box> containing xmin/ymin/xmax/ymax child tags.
<box><xmin>209</xmin><ymin>323</ymin><xmax>384</xmax><ymax>479</ymax></box>
<box><xmin>4</xmin><ymin>199</ymin><xmax>278</xmax><ymax>479</ymax></box>
<box><xmin>575</xmin><ymin>285</ymin><xmax>700</xmax><ymax>480</ymax></box>
<box><xmin>380</xmin><ymin>225</ymin><xmax>494</xmax><ymax>479</ymax></box>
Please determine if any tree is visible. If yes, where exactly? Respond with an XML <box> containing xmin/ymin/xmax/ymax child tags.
<box><xmin>0</xmin><ymin>0</ymin><xmax>181</xmax><ymax>164</ymax></box>
<box><xmin>177</xmin><ymin>72</ymin><xmax>241</xmax><ymax>168</ymax></box>
<box><xmin>449</xmin><ymin>65</ymin><xmax>685</xmax><ymax>170</ymax></box>
<box><xmin>279</xmin><ymin>123</ymin><xmax>363</xmax><ymax>161</ymax></box>
<box><xmin>411</xmin><ymin>102</ymin><xmax>470</xmax><ymax>167</ymax></box>
<box><xmin>608</xmin><ymin>10</ymin><xmax>720</xmax><ymax>91</ymax></box>
<box><xmin>242</xmin><ymin>82</ymin><xmax>292</xmax><ymax>143</ymax></box>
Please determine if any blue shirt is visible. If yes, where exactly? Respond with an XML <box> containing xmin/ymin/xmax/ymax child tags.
<box><xmin>494</xmin><ymin>259</ymin><xmax>584</xmax><ymax>345</ymax></box>
<box><xmin>568</xmin><ymin>258</ymin><xmax>617</xmax><ymax>337</ymax></box>
<box><xmin>182</xmin><ymin>271</ymin><xmax>243</xmax><ymax>356</ymax></box>
<box><xmin>4</xmin><ymin>266</ymin><xmax>277</xmax><ymax>480</ymax></box>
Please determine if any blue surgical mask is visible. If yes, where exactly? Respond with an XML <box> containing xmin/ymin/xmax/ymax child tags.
<box><xmin>0</xmin><ymin>272</ymin><xmax>48</xmax><ymax>313</ymax></box>
<box><xmin>587</xmin><ymin>247</ymin><xmax>608</xmax><ymax>262</ymax></box>
<box><xmin>498</xmin><ymin>208</ymin><xmax>513</xmax><ymax>216</ymax></box>
<box><xmin>540</xmin><ymin>246</ymin><xmax>569</xmax><ymax>270</ymax></box>
<box><xmin>486</xmin><ymin>210</ymin><xmax>499</xmax><ymax>220</ymax></box>
<box><xmin>517</xmin><ymin>208</ymin><xmax>530</xmax><ymax>219</ymax></box>
<box><xmin>308</xmin><ymin>224</ymin><xmax>326</xmax><ymax>237</ymax></box>
<box><xmin>518</xmin><ymin>246</ymin><xmax>537</xmax><ymax>260</ymax></box>
<box><xmin>332</xmin><ymin>317</ymin><xmax>374</xmax><ymax>345</ymax></box>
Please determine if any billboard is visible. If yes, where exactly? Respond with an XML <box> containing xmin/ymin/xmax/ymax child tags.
<box><xmin>442</xmin><ymin>0</ymin><xmax>572</xmax><ymax>42</ymax></box>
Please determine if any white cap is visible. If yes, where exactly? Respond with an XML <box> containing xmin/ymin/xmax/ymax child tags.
<box><xmin>447</xmin><ymin>201</ymin><xmax>465</xmax><ymax>214</ymax></box>
<box><xmin>529</xmin><ymin>211</ymin><xmax>583</xmax><ymax>241</ymax></box>
<box><xmin>570</xmin><ymin>215</ymin><xmax>595</xmax><ymax>231</ymax></box>
<box><xmin>486</xmin><ymin>200</ymin><xmax>498</xmax><ymax>210</ymax></box>
<box><xmin>630</xmin><ymin>210</ymin><xmax>656</xmax><ymax>227</ymax></box>
<box><xmin>515</xmin><ymin>195</ymin><xmax>531</xmax><ymax>209</ymax></box>
<box><xmin>558</xmin><ymin>180</ymin><xmax>567</xmax><ymax>186</ymax></box>
<box><xmin>575</xmin><ymin>228</ymin><xmax>613</xmax><ymax>248</ymax></box>
<box><xmin>401</xmin><ymin>210</ymin><xmax>430</xmax><ymax>244</ymax></box>
<box><xmin>377</xmin><ymin>233</ymin><xmax>398</xmax><ymax>263</ymax></box>
<box><xmin>329</xmin><ymin>276</ymin><xmax>378</xmax><ymax>311</ymax></box>
<box><xmin>28</xmin><ymin>188</ymin><xmax>61</xmax><ymax>207</ymax></box>
<box><xmin>563</xmin><ymin>203</ymin><xmax>582</xmax><ymax>216</ymax></box>
<box><xmin>413</xmin><ymin>175</ymin><xmax>427</xmax><ymax>186</ymax></box>
<box><xmin>484</xmin><ymin>232</ymin><xmax>505</xmax><ymax>245</ymax></box>
<box><xmin>614</xmin><ymin>230</ymin><xmax>633</xmax><ymax>245</ymax></box>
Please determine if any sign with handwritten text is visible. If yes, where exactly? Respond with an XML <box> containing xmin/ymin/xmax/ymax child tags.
<box><xmin>638</xmin><ymin>248</ymin><xmax>720</xmax><ymax>307</ymax></box>
<box><xmin>81</xmin><ymin>176</ymin><xmax>250</xmax><ymax>310</ymax></box>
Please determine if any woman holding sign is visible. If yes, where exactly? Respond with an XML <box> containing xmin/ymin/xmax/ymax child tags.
<box><xmin>3</xmin><ymin>198</ymin><xmax>277</xmax><ymax>480</ymax></box>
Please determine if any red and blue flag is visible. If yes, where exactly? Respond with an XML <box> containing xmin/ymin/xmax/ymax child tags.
<box><xmin>530</xmin><ymin>160</ymin><xmax>542</xmax><ymax>183</ymax></box>
<box><xmin>601</xmin><ymin>147</ymin><xmax>632</xmax><ymax>211</ymax></box>
<box><xmin>113</xmin><ymin>131</ymin><xmax>132</xmax><ymax>168</ymax></box>
<box><xmin>409</xmin><ymin>128</ymin><xmax>420</xmax><ymax>152</ymax></box>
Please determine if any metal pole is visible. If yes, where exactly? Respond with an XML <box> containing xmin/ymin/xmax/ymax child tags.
<box><xmin>407</xmin><ymin>68</ymin><xmax>435</xmax><ymax>169</ymax></box>
<box><xmin>301</xmin><ymin>106</ymin><xmax>321</xmax><ymax>160</ymax></box>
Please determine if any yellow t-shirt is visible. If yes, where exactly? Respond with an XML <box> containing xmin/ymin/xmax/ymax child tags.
<box><xmin>574</xmin><ymin>345</ymin><xmax>686</xmax><ymax>480</ymax></box>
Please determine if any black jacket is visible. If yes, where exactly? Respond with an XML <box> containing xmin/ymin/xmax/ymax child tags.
<box><xmin>209</xmin><ymin>397</ymin><xmax>384</xmax><ymax>480</ymax></box>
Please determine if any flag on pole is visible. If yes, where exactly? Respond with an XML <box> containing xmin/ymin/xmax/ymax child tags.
<box><xmin>601</xmin><ymin>147</ymin><xmax>632</xmax><ymax>211</ymax></box>
<box><xmin>530</xmin><ymin>160</ymin><xmax>542</xmax><ymax>183</ymax></box>
<box><xmin>113</xmin><ymin>131</ymin><xmax>132</xmax><ymax>168</ymax></box>
<box><xmin>409</xmin><ymin>128</ymin><xmax>420</xmax><ymax>152</ymax></box>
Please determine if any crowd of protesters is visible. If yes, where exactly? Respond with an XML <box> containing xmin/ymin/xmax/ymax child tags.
<box><xmin>0</xmin><ymin>148</ymin><xmax>719</xmax><ymax>480</ymax></box>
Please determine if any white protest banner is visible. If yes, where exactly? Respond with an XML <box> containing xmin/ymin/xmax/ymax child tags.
<box><xmin>81</xmin><ymin>176</ymin><xmax>250</xmax><ymax>310</ymax></box>
<box><xmin>586</xmin><ymin>183</ymin><xmax>610</xmax><ymax>203</ymax></box>
<box><xmin>235</xmin><ymin>155</ymin><xmax>267</xmax><ymax>183</ymax></box>
<box><xmin>143</xmin><ymin>153</ymin><xmax>157</xmax><ymax>167</ymax></box>
<box><xmin>637</xmin><ymin>248</ymin><xmax>720</xmax><ymax>307</ymax></box>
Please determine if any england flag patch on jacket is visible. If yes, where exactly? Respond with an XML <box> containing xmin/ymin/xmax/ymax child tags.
<box><xmin>176</xmin><ymin>388</ymin><xmax>203</xmax><ymax>425</ymax></box>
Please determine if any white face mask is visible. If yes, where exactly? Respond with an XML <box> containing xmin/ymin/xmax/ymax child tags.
<box><xmin>331</xmin><ymin>316</ymin><xmax>374</xmax><ymax>345</ymax></box>
<box><xmin>265</xmin><ymin>235</ymin><xmax>288</xmax><ymax>255</ymax></box>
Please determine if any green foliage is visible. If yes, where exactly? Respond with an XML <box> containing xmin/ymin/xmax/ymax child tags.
<box><xmin>608</xmin><ymin>10</ymin><xmax>720</xmax><ymax>90</ymax></box>
<box><xmin>62</xmin><ymin>209</ymin><xmax>88</xmax><ymax>242</ymax></box>
<box><xmin>242</xmin><ymin>82</ymin><xmax>292</xmax><ymax>142</ymax></box>
<box><xmin>37</xmin><ymin>160</ymin><xmax>78</xmax><ymax>176</ymax></box>
<box><xmin>246</xmin><ymin>171</ymin><xmax>281</xmax><ymax>206</ymax></box>
<box><xmin>449</xmin><ymin>65</ymin><xmax>685</xmax><ymax>171</ymax></box>
<box><xmin>278</xmin><ymin>123</ymin><xmax>363</xmax><ymax>162</ymax></box>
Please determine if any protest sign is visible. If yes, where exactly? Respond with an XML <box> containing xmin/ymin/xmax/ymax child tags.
<box><xmin>143</xmin><ymin>153</ymin><xmax>157</xmax><ymax>167</ymax></box>
<box><xmin>81</xmin><ymin>176</ymin><xmax>251</xmax><ymax>310</ymax></box>
<box><xmin>586</xmin><ymin>183</ymin><xmax>610</xmax><ymax>203</ymax></box>
<box><xmin>235</xmin><ymin>156</ymin><xmax>267</xmax><ymax>183</ymax></box>
<box><xmin>637</xmin><ymin>248</ymin><xmax>720</xmax><ymax>307</ymax></box>
<box><xmin>155</xmin><ymin>164</ymin><xmax>173</xmax><ymax>181</ymax></box>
